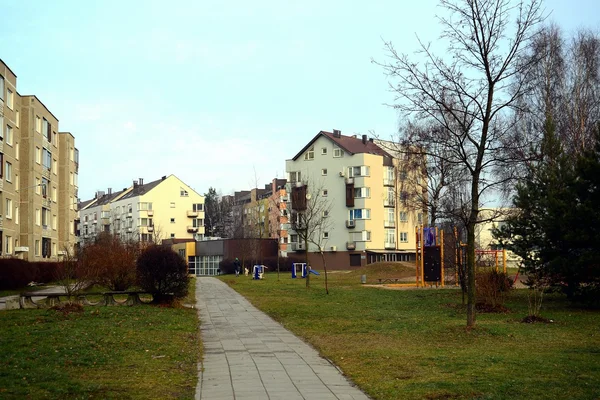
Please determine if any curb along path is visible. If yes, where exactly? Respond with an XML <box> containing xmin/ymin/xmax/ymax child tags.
<box><xmin>195</xmin><ymin>277</ymin><xmax>370</xmax><ymax>400</ymax></box>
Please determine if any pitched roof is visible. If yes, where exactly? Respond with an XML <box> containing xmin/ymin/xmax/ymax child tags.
<box><xmin>118</xmin><ymin>177</ymin><xmax>164</xmax><ymax>200</ymax></box>
<box><xmin>291</xmin><ymin>131</ymin><xmax>391</xmax><ymax>161</ymax></box>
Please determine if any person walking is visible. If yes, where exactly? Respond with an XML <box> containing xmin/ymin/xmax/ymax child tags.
<box><xmin>234</xmin><ymin>258</ymin><xmax>241</xmax><ymax>277</ymax></box>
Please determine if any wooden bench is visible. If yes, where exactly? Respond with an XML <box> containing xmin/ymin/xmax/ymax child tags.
<box><xmin>377</xmin><ymin>278</ymin><xmax>402</xmax><ymax>284</ymax></box>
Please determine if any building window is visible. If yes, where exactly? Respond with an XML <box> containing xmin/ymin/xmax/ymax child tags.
<box><xmin>399</xmin><ymin>211</ymin><xmax>408</xmax><ymax>222</ymax></box>
<box><xmin>52</xmin><ymin>158</ymin><xmax>57</xmax><ymax>174</ymax></box>
<box><xmin>4</xmin><ymin>162</ymin><xmax>11</xmax><ymax>182</ymax></box>
<box><xmin>180</xmin><ymin>188</ymin><xmax>189</xmax><ymax>197</ymax></box>
<box><xmin>347</xmin><ymin>166</ymin><xmax>370</xmax><ymax>177</ymax></box>
<box><xmin>5</xmin><ymin>236</ymin><xmax>12</xmax><ymax>255</ymax></box>
<box><xmin>354</xmin><ymin>187</ymin><xmax>370</xmax><ymax>198</ymax></box>
<box><xmin>321</xmin><ymin>168</ymin><xmax>327</xmax><ymax>176</ymax></box>
<box><xmin>322</xmin><ymin>189</ymin><xmax>328</xmax><ymax>197</ymax></box>
<box><xmin>170</xmin><ymin>218</ymin><xmax>175</xmax><ymax>223</ymax></box>
<box><xmin>387</xmin><ymin>208</ymin><xmax>395</xmax><ymax>223</ymax></box>
<box><xmin>35</xmin><ymin>177</ymin><xmax>41</xmax><ymax>194</ymax></box>
<box><xmin>5</xmin><ymin>199</ymin><xmax>12</xmax><ymax>219</ymax></box>
<box><xmin>386</xmin><ymin>229</ymin><xmax>396</xmax><ymax>244</ymax></box>
<box><xmin>6</xmin><ymin>125</ymin><xmax>12</xmax><ymax>146</ymax></box>
<box><xmin>52</xmin><ymin>186</ymin><xmax>57</xmax><ymax>202</ymax></box>
<box><xmin>193</xmin><ymin>203</ymin><xmax>203</xmax><ymax>212</ymax></box>
<box><xmin>400</xmin><ymin>232</ymin><xmax>408</xmax><ymax>243</ymax></box>
<box><xmin>36</xmin><ymin>209</ymin><xmax>41</xmax><ymax>226</ymax></box>
<box><xmin>15</xmin><ymin>206</ymin><xmax>19</xmax><ymax>224</ymax></box>
<box><xmin>170</xmin><ymin>233</ymin><xmax>175</xmax><ymax>238</ymax></box>
<box><xmin>0</xmin><ymin>75</ymin><xmax>3</xmax><ymax>100</ymax></box>
<box><xmin>53</xmin><ymin>215</ymin><xmax>57</xmax><ymax>230</ymax></box>
<box><xmin>70</xmin><ymin>172</ymin><xmax>74</xmax><ymax>185</ymax></box>
<box><xmin>333</xmin><ymin>146</ymin><xmax>343</xmax><ymax>158</ymax></box>
<box><xmin>15</xmin><ymin>142</ymin><xmax>19</xmax><ymax>160</ymax></box>
<box><xmin>35</xmin><ymin>116</ymin><xmax>41</xmax><ymax>133</ymax></box>
<box><xmin>321</xmin><ymin>147</ymin><xmax>327</xmax><ymax>155</ymax></box>
<box><xmin>289</xmin><ymin>171</ymin><xmax>301</xmax><ymax>183</ymax></box>
<box><xmin>6</xmin><ymin>89</ymin><xmax>13</xmax><ymax>109</ymax></box>
<box><xmin>35</xmin><ymin>240</ymin><xmax>41</xmax><ymax>256</ymax></box>
<box><xmin>15</xmin><ymin>110</ymin><xmax>19</xmax><ymax>128</ymax></box>
<box><xmin>323</xmin><ymin>232</ymin><xmax>329</xmax><ymax>239</ymax></box>
<box><xmin>15</xmin><ymin>174</ymin><xmax>18</xmax><ymax>191</ymax></box>
<box><xmin>349</xmin><ymin>209</ymin><xmax>371</xmax><ymax>220</ymax></box>
<box><xmin>303</xmin><ymin>146</ymin><xmax>314</xmax><ymax>160</ymax></box>
<box><xmin>35</xmin><ymin>147</ymin><xmax>41</xmax><ymax>164</ymax></box>
<box><xmin>52</xmin><ymin>243</ymin><xmax>57</xmax><ymax>256</ymax></box>
<box><xmin>43</xmin><ymin>149</ymin><xmax>52</xmax><ymax>170</ymax></box>
<box><xmin>322</xmin><ymin>210</ymin><xmax>329</xmax><ymax>218</ymax></box>
<box><xmin>362</xmin><ymin>230</ymin><xmax>371</xmax><ymax>241</ymax></box>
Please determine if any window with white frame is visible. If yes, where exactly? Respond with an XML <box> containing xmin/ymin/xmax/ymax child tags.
<box><xmin>348</xmin><ymin>209</ymin><xmax>370</xmax><ymax>220</ymax></box>
<box><xmin>289</xmin><ymin>171</ymin><xmax>301</xmax><ymax>183</ymax></box>
<box><xmin>386</xmin><ymin>187</ymin><xmax>395</xmax><ymax>205</ymax></box>
<box><xmin>6</xmin><ymin>89</ymin><xmax>13</xmax><ymax>109</ymax></box>
<box><xmin>347</xmin><ymin>166</ymin><xmax>370</xmax><ymax>177</ymax></box>
<box><xmin>5</xmin><ymin>162</ymin><xmax>12</xmax><ymax>182</ymax></box>
<box><xmin>15</xmin><ymin>174</ymin><xmax>18</xmax><ymax>191</ymax></box>
<box><xmin>385</xmin><ymin>166</ymin><xmax>394</xmax><ymax>183</ymax></box>
<box><xmin>5</xmin><ymin>199</ymin><xmax>12</xmax><ymax>219</ymax></box>
<box><xmin>193</xmin><ymin>203</ymin><xmax>203</xmax><ymax>212</ymax></box>
<box><xmin>322</xmin><ymin>210</ymin><xmax>329</xmax><ymax>218</ymax></box>
<box><xmin>322</xmin><ymin>231</ymin><xmax>329</xmax><ymax>239</ymax></box>
<box><xmin>52</xmin><ymin>186</ymin><xmax>57</xmax><ymax>202</ymax></box>
<box><xmin>322</xmin><ymin>189</ymin><xmax>328</xmax><ymax>197</ymax></box>
<box><xmin>387</xmin><ymin>208</ymin><xmax>395</xmax><ymax>223</ymax></box>
<box><xmin>35</xmin><ymin>116</ymin><xmax>41</xmax><ymax>133</ymax></box>
<box><xmin>6</xmin><ymin>125</ymin><xmax>12</xmax><ymax>146</ymax></box>
<box><xmin>5</xmin><ymin>236</ymin><xmax>12</xmax><ymax>254</ymax></box>
<box><xmin>15</xmin><ymin>142</ymin><xmax>19</xmax><ymax>160</ymax></box>
<box><xmin>304</xmin><ymin>146</ymin><xmax>314</xmax><ymax>160</ymax></box>
<box><xmin>52</xmin><ymin>158</ymin><xmax>57</xmax><ymax>174</ymax></box>
<box><xmin>180</xmin><ymin>188</ymin><xmax>188</xmax><ymax>197</ymax></box>
<box><xmin>385</xmin><ymin>229</ymin><xmax>396</xmax><ymax>244</ymax></box>
<box><xmin>399</xmin><ymin>211</ymin><xmax>408</xmax><ymax>222</ymax></box>
<box><xmin>333</xmin><ymin>146</ymin><xmax>343</xmax><ymax>158</ymax></box>
<box><xmin>35</xmin><ymin>177</ymin><xmax>40</xmax><ymax>194</ymax></box>
<box><xmin>35</xmin><ymin>208</ymin><xmax>41</xmax><ymax>225</ymax></box>
<box><xmin>321</xmin><ymin>168</ymin><xmax>327</xmax><ymax>176</ymax></box>
<box><xmin>400</xmin><ymin>232</ymin><xmax>409</xmax><ymax>243</ymax></box>
<box><xmin>15</xmin><ymin>206</ymin><xmax>19</xmax><ymax>224</ymax></box>
<box><xmin>15</xmin><ymin>110</ymin><xmax>19</xmax><ymax>128</ymax></box>
<box><xmin>170</xmin><ymin>218</ymin><xmax>175</xmax><ymax>223</ymax></box>
<box><xmin>35</xmin><ymin>240</ymin><xmax>40</xmax><ymax>256</ymax></box>
<box><xmin>321</xmin><ymin>147</ymin><xmax>327</xmax><ymax>155</ymax></box>
<box><xmin>170</xmin><ymin>202</ymin><xmax>175</xmax><ymax>208</ymax></box>
<box><xmin>354</xmin><ymin>187</ymin><xmax>370</xmax><ymax>198</ymax></box>
<box><xmin>35</xmin><ymin>147</ymin><xmax>41</xmax><ymax>164</ymax></box>
<box><xmin>42</xmin><ymin>149</ymin><xmax>51</xmax><ymax>170</ymax></box>
<box><xmin>53</xmin><ymin>214</ymin><xmax>57</xmax><ymax>230</ymax></box>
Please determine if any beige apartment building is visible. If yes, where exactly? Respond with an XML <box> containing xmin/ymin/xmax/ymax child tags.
<box><xmin>0</xmin><ymin>59</ymin><xmax>79</xmax><ymax>260</ymax></box>
<box><xmin>79</xmin><ymin>175</ymin><xmax>205</xmax><ymax>244</ymax></box>
<box><xmin>285</xmin><ymin>130</ymin><xmax>425</xmax><ymax>269</ymax></box>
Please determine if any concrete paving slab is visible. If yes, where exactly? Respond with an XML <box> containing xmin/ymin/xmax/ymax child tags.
<box><xmin>195</xmin><ymin>277</ymin><xmax>370</xmax><ymax>400</ymax></box>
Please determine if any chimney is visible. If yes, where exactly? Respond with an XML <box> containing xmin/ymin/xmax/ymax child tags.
<box><xmin>362</xmin><ymin>134</ymin><xmax>367</xmax><ymax>144</ymax></box>
<box><xmin>139</xmin><ymin>178</ymin><xmax>143</xmax><ymax>185</ymax></box>
<box><xmin>162</xmin><ymin>175</ymin><xmax>167</xmax><ymax>180</ymax></box>
<box><xmin>369</xmin><ymin>137</ymin><xmax>374</xmax><ymax>142</ymax></box>
<box><xmin>108</xmin><ymin>188</ymin><xmax>112</xmax><ymax>195</ymax></box>
<box><xmin>332</xmin><ymin>129</ymin><xmax>341</xmax><ymax>138</ymax></box>
<box><xmin>133</xmin><ymin>180</ymin><xmax>138</xmax><ymax>187</ymax></box>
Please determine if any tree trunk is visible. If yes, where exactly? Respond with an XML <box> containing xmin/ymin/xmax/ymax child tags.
<box><xmin>466</xmin><ymin>215</ymin><xmax>477</xmax><ymax>328</ymax></box>
<box><xmin>305</xmin><ymin>234</ymin><xmax>310</xmax><ymax>288</ymax></box>
<box><xmin>320</xmin><ymin>250</ymin><xmax>329</xmax><ymax>294</ymax></box>
<box><xmin>277</xmin><ymin>247</ymin><xmax>280</xmax><ymax>281</ymax></box>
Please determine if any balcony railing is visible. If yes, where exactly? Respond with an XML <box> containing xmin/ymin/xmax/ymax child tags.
<box><xmin>147</xmin><ymin>225</ymin><xmax>154</xmax><ymax>232</ymax></box>
<box><xmin>147</xmin><ymin>210</ymin><xmax>154</xmax><ymax>217</ymax></box>
<box><xmin>383</xmin><ymin>198</ymin><xmax>395</xmax><ymax>207</ymax></box>
<box><xmin>384</xmin><ymin>242</ymin><xmax>396</xmax><ymax>249</ymax></box>
<box><xmin>187</xmin><ymin>226</ymin><xmax>199</xmax><ymax>233</ymax></box>
<box><xmin>384</xmin><ymin>220</ymin><xmax>395</xmax><ymax>228</ymax></box>
<box><xmin>383</xmin><ymin>178</ymin><xmax>394</xmax><ymax>186</ymax></box>
<box><xmin>42</xmin><ymin>168</ymin><xmax>51</xmax><ymax>179</ymax></box>
<box><xmin>187</xmin><ymin>210</ymin><xmax>199</xmax><ymax>218</ymax></box>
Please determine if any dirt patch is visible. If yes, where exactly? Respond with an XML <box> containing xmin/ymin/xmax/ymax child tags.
<box><xmin>475</xmin><ymin>302</ymin><xmax>511</xmax><ymax>313</ymax></box>
<box><xmin>51</xmin><ymin>302</ymin><xmax>84</xmax><ymax>315</ymax></box>
<box><xmin>521</xmin><ymin>315</ymin><xmax>554</xmax><ymax>323</ymax></box>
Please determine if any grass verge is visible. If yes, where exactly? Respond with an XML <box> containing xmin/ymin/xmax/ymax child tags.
<box><xmin>220</xmin><ymin>264</ymin><xmax>600</xmax><ymax>400</ymax></box>
<box><xmin>0</xmin><ymin>296</ymin><xmax>199</xmax><ymax>399</ymax></box>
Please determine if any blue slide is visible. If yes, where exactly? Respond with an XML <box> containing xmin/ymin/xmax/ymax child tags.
<box><xmin>309</xmin><ymin>270</ymin><xmax>320</xmax><ymax>275</ymax></box>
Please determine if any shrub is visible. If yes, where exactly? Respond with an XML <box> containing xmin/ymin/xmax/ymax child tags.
<box><xmin>81</xmin><ymin>233</ymin><xmax>138</xmax><ymax>291</ymax></box>
<box><xmin>137</xmin><ymin>246</ymin><xmax>189</xmax><ymax>304</ymax></box>
<box><xmin>475</xmin><ymin>269</ymin><xmax>513</xmax><ymax>309</ymax></box>
<box><xmin>0</xmin><ymin>259</ymin><xmax>36</xmax><ymax>290</ymax></box>
<box><xmin>33</xmin><ymin>262</ymin><xmax>60</xmax><ymax>283</ymax></box>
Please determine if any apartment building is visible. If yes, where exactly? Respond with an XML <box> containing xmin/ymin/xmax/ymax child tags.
<box><xmin>230</xmin><ymin>178</ymin><xmax>289</xmax><ymax>257</ymax></box>
<box><xmin>285</xmin><ymin>130</ymin><xmax>424</xmax><ymax>269</ymax></box>
<box><xmin>79</xmin><ymin>174</ymin><xmax>205</xmax><ymax>244</ymax></box>
<box><xmin>0</xmin><ymin>59</ymin><xmax>79</xmax><ymax>260</ymax></box>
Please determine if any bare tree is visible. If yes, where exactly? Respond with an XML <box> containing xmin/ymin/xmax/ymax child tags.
<box><xmin>374</xmin><ymin>0</ymin><xmax>545</xmax><ymax>327</ymax></box>
<box><xmin>289</xmin><ymin>180</ymin><xmax>333</xmax><ymax>293</ymax></box>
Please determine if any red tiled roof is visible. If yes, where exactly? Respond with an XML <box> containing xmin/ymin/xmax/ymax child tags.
<box><xmin>291</xmin><ymin>131</ymin><xmax>391</xmax><ymax>161</ymax></box>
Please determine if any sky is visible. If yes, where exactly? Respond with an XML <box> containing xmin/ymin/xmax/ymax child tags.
<box><xmin>1</xmin><ymin>0</ymin><xmax>598</xmax><ymax>201</ymax></box>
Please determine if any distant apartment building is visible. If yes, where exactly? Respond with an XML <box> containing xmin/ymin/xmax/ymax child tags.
<box><xmin>0</xmin><ymin>59</ymin><xmax>79</xmax><ymax>260</ymax></box>
<box><xmin>230</xmin><ymin>178</ymin><xmax>288</xmax><ymax>257</ymax></box>
<box><xmin>285</xmin><ymin>130</ymin><xmax>425</xmax><ymax>269</ymax></box>
<box><xmin>78</xmin><ymin>175</ymin><xmax>205</xmax><ymax>244</ymax></box>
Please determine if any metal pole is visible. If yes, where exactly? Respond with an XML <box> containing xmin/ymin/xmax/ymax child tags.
<box><xmin>441</xmin><ymin>229</ymin><xmax>445</xmax><ymax>288</ymax></box>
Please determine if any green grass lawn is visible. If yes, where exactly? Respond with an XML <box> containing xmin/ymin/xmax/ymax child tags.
<box><xmin>0</xmin><ymin>278</ymin><xmax>200</xmax><ymax>400</ymax></box>
<box><xmin>220</xmin><ymin>265</ymin><xmax>600</xmax><ymax>400</ymax></box>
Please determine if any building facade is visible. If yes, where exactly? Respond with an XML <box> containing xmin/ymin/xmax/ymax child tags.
<box><xmin>285</xmin><ymin>130</ymin><xmax>425</xmax><ymax>269</ymax></box>
<box><xmin>0</xmin><ymin>59</ymin><xmax>79</xmax><ymax>260</ymax></box>
<box><xmin>79</xmin><ymin>175</ymin><xmax>205</xmax><ymax>244</ymax></box>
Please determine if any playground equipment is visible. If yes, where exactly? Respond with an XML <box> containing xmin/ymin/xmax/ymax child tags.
<box><xmin>291</xmin><ymin>263</ymin><xmax>307</xmax><ymax>278</ymax></box>
<box><xmin>252</xmin><ymin>265</ymin><xmax>267</xmax><ymax>280</ymax></box>
<box><xmin>415</xmin><ymin>226</ymin><xmax>445</xmax><ymax>287</ymax></box>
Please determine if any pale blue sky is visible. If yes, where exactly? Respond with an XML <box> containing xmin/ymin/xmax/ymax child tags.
<box><xmin>1</xmin><ymin>0</ymin><xmax>597</xmax><ymax>200</ymax></box>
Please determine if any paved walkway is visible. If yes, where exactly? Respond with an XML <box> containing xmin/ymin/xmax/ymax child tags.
<box><xmin>195</xmin><ymin>277</ymin><xmax>370</xmax><ymax>400</ymax></box>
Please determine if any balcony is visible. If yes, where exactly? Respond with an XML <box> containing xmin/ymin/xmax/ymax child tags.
<box><xmin>383</xmin><ymin>178</ymin><xmax>394</xmax><ymax>186</ymax></box>
<box><xmin>101</xmin><ymin>218</ymin><xmax>110</xmax><ymax>225</ymax></box>
<box><xmin>42</xmin><ymin>168</ymin><xmax>51</xmax><ymax>179</ymax></box>
<box><xmin>384</xmin><ymin>198</ymin><xmax>395</xmax><ymax>207</ymax></box>
<box><xmin>384</xmin><ymin>220</ymin><xmax>395</xmax><ymax>228</ymax></box>
<box><xmin>15</xmin><ymin>246</ymin><xmax>29</xmax><ymax>253</ymax></box>
<box><xmin>147</xmin><ymin>210</ymin><xmax>154</xmax><ymax>217</ymax></box>
<box><xmin>292</xmin><ymin>242</ymin><xmax>305</xmax><ymax>251</ymax></box>
<box><xmin>346</xmin><ymin>220</ymin><xmax>355</xmax><ymax>228</ymax></box>
<box><xmin>346</xmin><ymin>241</ymin><xmax>356</xmax><ymax>250</ymax></box>
<box><xmin>384</xmin><ymin>242</ymin><xmax>396</xmax><ymax>249</ymax></box>
<box><xmin>187</xmin><ymin>210</ymin><xmax>199</xmax><ymax>218</ymax></box>
<box><xmin>147</xmin><ymin>225</ymin><xmax>154</xmax><ymax>232</ymax></box>
<box><xmin>187</xmin><ymin>226</ymin><xmax>199</xmax><ymax>233</ymax></box>
<box><xmin>42</xmin><ymin>198</ymin><xmax>51</xmax><ymax>208</ymax></box>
